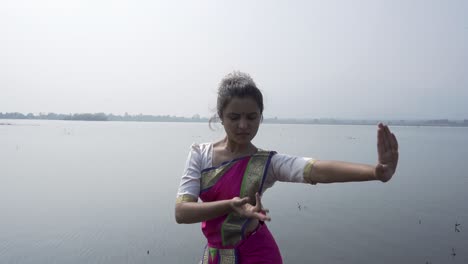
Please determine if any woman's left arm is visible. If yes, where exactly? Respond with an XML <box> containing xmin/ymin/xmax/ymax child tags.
<box><xmin>308</xmin><ymin>123</ymin><xmax>399</xmax><ymax>184</ymax></box>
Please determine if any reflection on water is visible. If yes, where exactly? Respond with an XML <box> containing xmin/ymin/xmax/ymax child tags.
<box><xmin>1</xmin><ymin>120</ymin><xmax>467</xmax><ymax>263</ymax></box>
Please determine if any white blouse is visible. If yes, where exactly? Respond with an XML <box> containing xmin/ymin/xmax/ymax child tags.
<box><xmin>177</xmin><ymin>143</ymin><xmax>315</xmax><ymax>199</ymax></box>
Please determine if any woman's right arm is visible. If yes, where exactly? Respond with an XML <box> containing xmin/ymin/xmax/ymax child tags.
<box><xmin>175</xmin><ymin>194</ymin><xmax>270</xmax><ymax>224</ymax></box>
<box><xmin>175</xmin><ymin>199</ymin><xmax>232</xmax><ymax>224</ymax></box>
<box><xmin>175</xmin><ymin>144</ymin><xmax>270</xmax><ymax>224</ymax></box>
<box><xmin>175</xmin><ymin>143</ymin><xmax>216</xmax><ymax>224</ymax></box>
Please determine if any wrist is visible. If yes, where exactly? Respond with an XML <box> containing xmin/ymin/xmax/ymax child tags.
<box><xmin>373</xmin><ymin>165</ymin><xmax>379</xmax><ymax>181</ymax></box>
<box><xmin>227</xmin><ymin>199</ymin><xmax>235</xmax><ymax>212</ymax></box>
<box><xmin>374</xmin><ymin>164</ymin><xmax>387</xmax><ymax>182</ymax></box>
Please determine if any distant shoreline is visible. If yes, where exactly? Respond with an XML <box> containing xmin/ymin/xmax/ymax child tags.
<box><xmin>1</xmin><ymin>120</ymin><xmax>467</xmax><ymax>127</ymax></box>
<box><xmin>1</xmin><ymin>112</ymin><xmax>468</xmax><ymax>128</ymax></box>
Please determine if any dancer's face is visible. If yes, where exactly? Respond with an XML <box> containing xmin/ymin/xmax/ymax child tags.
<box><xmin>221</xmin><ymin>96</ymin><xmax>261</xmax><ymax>145</ymax></box>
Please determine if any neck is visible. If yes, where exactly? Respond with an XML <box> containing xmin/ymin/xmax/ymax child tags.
<box><xmin>222</xmin><ymin>136</ymin><xmax>253</xmax><ymax>154</ymax></box>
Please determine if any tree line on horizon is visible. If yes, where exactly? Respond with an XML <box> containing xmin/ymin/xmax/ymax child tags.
<box><xmin>1</xmin><ymin>111</ymin><xmax>467</xmax><ymax>126</ymax></box>
<box><xmin>0</xmin><ymin>112</ymin><xmax>208</xmax><ymax>122</ymax></box>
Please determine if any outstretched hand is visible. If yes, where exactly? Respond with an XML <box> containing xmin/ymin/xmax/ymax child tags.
<box><xmin>230</xmin><ymin>193</ymin><xmax>271</xmax><ymax>222</ymax></box>
<box><xmin>376</xmin><ymin>123</ymin><xmax>399</xmax><ymax>182</ymax></box>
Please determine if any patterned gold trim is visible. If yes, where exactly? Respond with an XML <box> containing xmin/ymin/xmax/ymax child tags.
<box><xmin>202</xmin><ymin>246</ymin><xmax>209</xmax><ymax>264</ymax></box>
<box><xmin>221</xmin><ymin>151</ymin><xmax>272</xmax><ymax>246</ymax></box>
<box><xmin>201</xmin><ymin>246</ymin><xmax>237</xmax><ymax>264</ymax></box>
<box><xmin>303</xmin><ymin>159</ymin><xmax>317</xmax><ymax>185</ymax></box>
<box><xmin>240</xmin><ymin>151</ymin><xmax>271</xmax><ymax>202</ymax></box>
<box><xmin>221</xmin><ymin>213</ymin><xmax>248</xmax><ymax>246</ymax></box>
<box><xmin>201</xmin><ymin>162</ymin><xmax>236</xmax><ymax>191</ymax></box>
<box><xmin>219</xmin><ymin>248</ymin><xmax>236</xmax><ymax>263</ymax></box>
<box><xmin>175</xmin><ymin>194</ymin><xmax>197</xmax><ymax>203</ymax></box>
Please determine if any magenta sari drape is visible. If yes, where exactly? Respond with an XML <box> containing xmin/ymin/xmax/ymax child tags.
<box><xmin>198</xmin><ymin>151</ymin><xmax>282</xmax><ymax>264</ymax></box>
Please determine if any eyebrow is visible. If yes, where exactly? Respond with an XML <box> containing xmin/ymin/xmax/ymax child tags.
<box><xmin>226</xmin><ymin>112</ymin><xmax>259</xmax><ymax>115</ymax></box>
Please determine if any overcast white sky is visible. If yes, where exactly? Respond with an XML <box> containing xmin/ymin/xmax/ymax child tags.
<box><xmin>1</xmin><ymin>0</ymin><xmax>467</xmax><ymax>119</ymax></box>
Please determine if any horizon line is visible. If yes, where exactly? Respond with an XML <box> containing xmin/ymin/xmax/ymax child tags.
<box><xmin>0</xmin><ymin>111</ymin><xmax>467</xmax><ymax>121</ymax></box>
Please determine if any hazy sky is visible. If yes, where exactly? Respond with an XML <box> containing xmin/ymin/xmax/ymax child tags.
<box><xmin>1</xmin><ymin>0</ymin><xmax>467</xmax><ymax>119</ymax></box>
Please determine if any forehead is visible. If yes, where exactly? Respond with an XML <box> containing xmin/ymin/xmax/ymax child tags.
<box><xmin>224</xmin><ymin>97</ymin><xmax>260</xmax><ymax>113</ymax></box>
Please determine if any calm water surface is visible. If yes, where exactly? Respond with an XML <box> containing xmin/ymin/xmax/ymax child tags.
<box><xmin>1</xmin><ymin>120</ymin><xmax>467</xmax><ymax>263</ymax></box>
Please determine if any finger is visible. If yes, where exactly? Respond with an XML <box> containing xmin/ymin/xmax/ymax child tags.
<box><xmin>390</xmin><ymin>132</ymin><xmax>398</xmax><ymax>152</ymax></box>
<box><xmin>386</xmin><ymin>127</ymin><xmax>399</xmax><ymax>158</ymax></box>
<box><xmin>377</xmin><ymin>124</ymin><xmax>385</xmax><ymax>157</ymax></box>
<box><xmin>382</xmin><ymin>124</ymin><xmax>391</xmax><ymax>150</ymax></box>
<box><xmin>252</xmin><ymin>212</ymin><xmax>271</xmax><ymax>222</ymax></box>
<box><xmin>262</xmin><ymin>208</ymin><xmax>270</xmax><ymax>213</ymax></box>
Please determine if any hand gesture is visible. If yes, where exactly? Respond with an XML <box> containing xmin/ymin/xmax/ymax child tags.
<box><xmin>376</xmin><ymin>123</ymin><xmax>399</xmax><ymax>182</ymax></box>
<box><xmin>230</xmin><ymin>193</ymin><xmax>271</xmax><ymax>221</ymax></box>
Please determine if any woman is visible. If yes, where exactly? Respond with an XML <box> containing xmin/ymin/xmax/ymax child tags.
<box><xmin>175</xmin><ymin>71</ymin><xmax>399</xmax><ymax>264</ymax></box>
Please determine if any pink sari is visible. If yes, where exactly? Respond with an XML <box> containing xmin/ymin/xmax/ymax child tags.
<box><xmin>198</xmin><ymin>151</ymin><xmax>282</xmax><ymax>264</ymax></box>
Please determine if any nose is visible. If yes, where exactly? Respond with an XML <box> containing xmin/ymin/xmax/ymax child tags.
<box><xmin>238</xmin><ymin>117</ymin><xmax>248</xmax><ymax>129</ymax></box>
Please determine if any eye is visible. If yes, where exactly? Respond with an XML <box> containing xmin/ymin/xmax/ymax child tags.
<box><xmin>228</xmin><ymin>114</ymin><xmax>240</xmax><ymax>120</ymax></box>
<box><xmin>247</xmin><ymin>114</ymin><xmax>258</xmax><ymax>120</ymax></box>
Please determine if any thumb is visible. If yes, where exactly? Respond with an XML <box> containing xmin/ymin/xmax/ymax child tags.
<box><xmin>376</xmin><ymin>164</ymin><xmax>392</xmax><ymax>182</ymax></box>
<box><xmin>375</xmin><ymin>163</ymin><xmax>384</xmax><ymax>177</ymax></box>
<box><xmin>254</xmin><ymin>193</ymin><xmax>262</xmax><ymax>210</ymax></box>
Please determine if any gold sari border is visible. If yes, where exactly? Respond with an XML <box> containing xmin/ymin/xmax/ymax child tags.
<box><xmin>201</xmin><ymin>246</ymin><xmax>237</xmax><ymax>264</ymax></box>
<box><xmin>200</xmin><ymin>162</ymin><xmax>235</xmax><ymax>192</ymax></box>
<box><xmin>176</xmin><ymin>194</ymin><xmax>197</xmax><ymax>203</ymax></box>
<box><xmin>221</xmin><ymin>150</ymin><xmax>273</xmax><ymax>247</ymax></box>
<box><xmin>303</xmin><ymin>159</ymin><xmax>317</xmax><ymax>185</ymax></box>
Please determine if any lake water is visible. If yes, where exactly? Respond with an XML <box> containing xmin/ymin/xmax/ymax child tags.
<box><xmin>1</xmin><ymin>120</ymin><xmax>467</xmax><ymax>263</ymax></box>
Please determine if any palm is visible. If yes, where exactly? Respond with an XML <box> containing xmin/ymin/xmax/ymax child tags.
<box><xmin>231</xmin><ymin>193</ymin><xmax>270</xmax><ymax>222</ymax></box>
<box><xmin>239</xmin><ymin>203</ymin><xmax>257</xmax><ymax>215</ymax></box>
<box><xmin>376</xmin><ymin>123</ymin><xmax>399</xmax><ymax>182</ymax></box>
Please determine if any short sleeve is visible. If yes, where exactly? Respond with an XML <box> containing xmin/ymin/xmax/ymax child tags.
<box><xmin>176</xmin><ymin>143</ymin><xmax>203</xmax><ymax>201</ymax></box>
<box><xmin>263</xmin><ymin>153</ymin><xmax>316</xmax><ymax>190</ymax></box>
